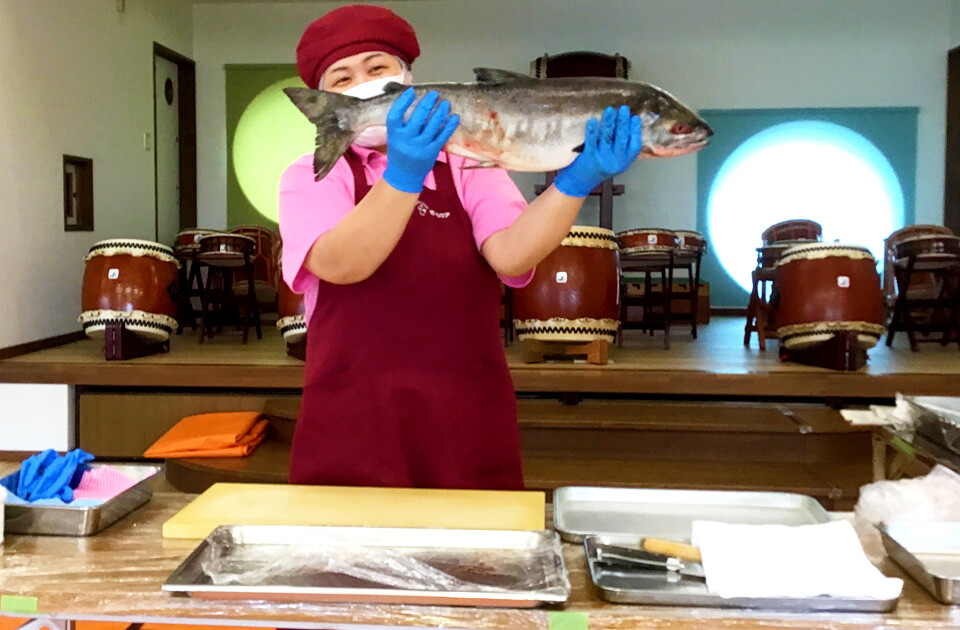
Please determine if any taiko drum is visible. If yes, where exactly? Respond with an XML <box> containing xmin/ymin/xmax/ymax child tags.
<box><xmin>229</xmin><ymin>225</ymin><xmax>280</xmax><ymax>304</ymax></box>
<box><xmin>512</xmin><ymin>226</ymin><xmax>621</xmax><ymax>342</ymax></box>
<box><xmin>617</xmin><ymin>228</ymin><xmax>678</xmax><ymax>256</ymax></box>
<box><xmin>762</xmin><ymin>219</ymin><xmax>822</xmax><ymax>245</ymax></box>
<box><xmin>674</xmin><ymin>230</ymin><xmax>707</xmax><ymax>254</ymax></box>
<box><xmin>79</xmin><ymin>239</ymin><xmax>180</xmax><ymax>342</ymax></box>
<box><xmin>274</xmin><ymin>243</ymin><xmax>307</xmax><ymax>345</ymax></box>
<box><xmin>775</xmin><ymin>243</ymin><xmax>885</xmax><ymax>350</ymax></box>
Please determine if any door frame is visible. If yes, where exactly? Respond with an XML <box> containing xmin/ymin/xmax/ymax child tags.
<box><xmin>945</xmin><ymin>46</ymin><xmax>960</xmax><ymax>234</ymax></box>
<box><xmin>153</xmin><ymin>42</ymin><xmax>197</xmax><ymax>240</ymax></box>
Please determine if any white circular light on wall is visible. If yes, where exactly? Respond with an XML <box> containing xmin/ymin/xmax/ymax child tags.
<box><xmin>706</xmin><ymin>121</ymin><xmax>904</xmax><ymax>293</ymax></box>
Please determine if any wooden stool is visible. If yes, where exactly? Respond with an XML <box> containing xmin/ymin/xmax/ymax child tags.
<box><xmin>744</xmin><ymin>264</ymin><xmax>778</xmax><ymax>350</ymax></box>
<box><xmin>670</xmin><ymin>232</ymin><xmax>706</xmax><ymax>340</ymax></box>
<box><xmin>620</xmin><ymin>252</ymin><xmax>674</xmax><ymax>349</ymax></box>
<box><xmin>196</xmin><ymin>233</ymin><xmax>262</xmax><ymax>344</ymax></box>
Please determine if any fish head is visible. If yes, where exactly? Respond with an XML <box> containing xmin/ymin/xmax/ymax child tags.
<box><xmin>636</xmin><ymin>91</ymin><xmax>713</xmax><ymax>158</ymax></box>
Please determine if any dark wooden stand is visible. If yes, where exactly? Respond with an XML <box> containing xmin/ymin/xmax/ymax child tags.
<box><xmin>286</xmin><ymin>339</ymin><xmax>307</xmax><ymax>361</ymax></box>
<box><xmin>520</xmin><ymin>338</ymin><xmax>609</xmax><ymax>365</ymax></box>
<box><xmin>103</xmin><ymin>321</ymin><xmax>169</xmax><ymax>361</ymax></box>
<box><xmin>535</xmin><ymin>173</ymin><xmax>623</xmax><ymax>230</ymax></box>
<box><xmin>779</xmin><ymin>331</ymin><xmax>868</xmax><ymax>371</ymax></box>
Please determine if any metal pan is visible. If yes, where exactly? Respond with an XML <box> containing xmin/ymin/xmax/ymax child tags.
<box><xmin>878</xmin><ymin>521</ymin><xmax>960</xmax><ymax>604</ymax></box>
<box><xmin>164</xmin><ymin>525</ymin><xmax>570</xmax><ymax>608</ymax></box>
<box><xmin>553</xmin><ymin>486</ymin><xmax>830</xmax><ymax>543</ymax></box>
<box><xmin>584</xmin><ymin>535</ymin><xmax>897</xmax><ymax>612</ymax></box>
<box><xmin>3</xmin><ymin>463</ymin><xmax>160</xmax><ymax>536</ymax></box>
<box><xmin>903</xmin><ymin>396</ymin><xmax>960</xmax><ymax>456</ymax></box>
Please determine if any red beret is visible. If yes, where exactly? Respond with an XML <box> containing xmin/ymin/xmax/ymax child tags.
<box><xmin>296</xmin><ymin>5</ymin><xmax>420</xmax><ymax>89</ymax></box>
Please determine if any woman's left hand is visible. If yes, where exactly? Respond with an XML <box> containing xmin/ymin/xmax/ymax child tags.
<box><xmin>553</xmin><ymin>105</ymin><xmax>643</xmax><ymax>198</ymax></box>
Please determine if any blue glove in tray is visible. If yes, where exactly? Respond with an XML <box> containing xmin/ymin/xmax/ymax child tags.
<box><xmin>0</xmin><ymin>448</ymin><xmax>95</xmax><ymax>502</ymax></box>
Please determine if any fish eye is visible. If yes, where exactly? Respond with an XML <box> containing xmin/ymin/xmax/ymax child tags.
<box><xmin>671</xmin><ymin>122</ymin><xmax>694</xmax><ymax>135</ymax></box>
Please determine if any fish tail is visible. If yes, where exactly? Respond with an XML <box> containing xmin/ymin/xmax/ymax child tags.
<box><xmin>283</xmin><ymin>88</ymin><xmax>361</xmax><ymax>181</ymax></box>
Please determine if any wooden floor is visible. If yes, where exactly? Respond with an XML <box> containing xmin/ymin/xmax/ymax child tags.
<box><xmin>2</xmin><ymin>317</ymin><xmax>959</xmax><ymax>399</ymax></box>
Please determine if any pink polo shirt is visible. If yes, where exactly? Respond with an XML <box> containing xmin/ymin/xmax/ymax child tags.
<box><xmin>279</xmin><ymin>146</ymin><xmax>534</xmax><ymax>324</ymax></box>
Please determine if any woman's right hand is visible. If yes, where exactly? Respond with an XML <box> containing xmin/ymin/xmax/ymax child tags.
<box><xmin>382</xmin><ymin>88</ymin><xmax>460</xmax><ymax>194</ymax></box>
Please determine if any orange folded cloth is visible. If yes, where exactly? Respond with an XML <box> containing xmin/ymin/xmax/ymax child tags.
<box><xmin>144</xmin><ymin>411</ymin><xmax>269</xmax><ymax>458</ymax></box>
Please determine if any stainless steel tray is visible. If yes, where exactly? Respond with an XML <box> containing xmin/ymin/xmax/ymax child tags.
<box><xmin>164</xmin><ymin>525</ymin><xmax>570</xmax><ymax>607</ymax></box>
<box><xmin>878</xmin><ymin>521</ymin><xmax>960</xmax><ymax>604</ymax></box>
<box><xmin>584</xmin><ymin>535</ymin><xmax>897</xmax><ymax>612</ymax></box>
<box><xmin>3</xmin><ymin>463</ymin><xmax>160</xmax><ymax>536</ymax></box>
<box><xmin>553</xmin><ymin>486</ymin><xmax>830</xmax><ymax>543</ymax></box>
<box><xmin>903</xmin><ymin>396</ymin><xmax>960</xmax><ymax>456</ymax></box>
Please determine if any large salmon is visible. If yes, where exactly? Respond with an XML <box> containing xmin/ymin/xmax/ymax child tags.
<box><xmin>285</xmin><ymin>68</ymin><xmax>713</xmax><ymax>181</ymax></box>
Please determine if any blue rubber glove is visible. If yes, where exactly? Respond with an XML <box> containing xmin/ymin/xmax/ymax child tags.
<box><xmin>11</xmin><ymin>448</ymin><xmax>94</xmax><ymax>502</ymax></box>
<box><xmin>554</xmin><ymin>105</ymin><xmax>643</xmax><ymax>198</ymax></box>
<box><xmin>382</xmin><ymin>88</ymin><xmax>460</xmax><ymax>194</ymax></box>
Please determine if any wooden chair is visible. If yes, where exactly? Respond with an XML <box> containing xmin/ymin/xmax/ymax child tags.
<box><xmin>886</xmin><ymin>234</ymin><xmax>960</xmax><ymax>351</ymax></box>
<box><xmin>745</xmin><ymin>220</ymin><xmax>823</xmax><ymax>350</ymax></box>
<box><xmin>883</xmin><ymin>225</ymin><xmax>955</xmax><ymax>316</ymax></box>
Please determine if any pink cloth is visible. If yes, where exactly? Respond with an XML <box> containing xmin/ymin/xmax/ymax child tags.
<box><xmin>279</xmin><ymin>146</ymin><xmax>534</xmax><ymax>323</ymax></box>
<box><xmin>72</xmin><ymin>465</ymin><xmax>138</xmax><ymax>500</ymax></box>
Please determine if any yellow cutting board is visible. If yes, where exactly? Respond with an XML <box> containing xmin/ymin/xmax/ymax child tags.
<box><xmin>162</xmin><ymin>483</ymin><xmax>546</xmax><ymax>539</ymax></box>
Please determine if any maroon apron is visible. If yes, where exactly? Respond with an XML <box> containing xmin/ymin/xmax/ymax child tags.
<box><xmin>289</xmin><ymin>151</ymin><xmax>525</xmax><ymax>490</ymax></box>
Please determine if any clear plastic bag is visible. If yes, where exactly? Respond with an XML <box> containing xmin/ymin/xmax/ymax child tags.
<box><xmin>193</xmin><ymin>525</ymin><xmax>570</xmax><ymax>599</ymax></box>
<box><xmin>855</xmin><ymin>465</ymin><xmax>960</xmax><ymax>524</ymax></box>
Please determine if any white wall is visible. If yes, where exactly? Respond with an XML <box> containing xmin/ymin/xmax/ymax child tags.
<box><xmin>0</xmin><ymin>384</ymin><xmax>75</xmax><ymax>452</ymax></box>
<box><xmin>195</xmin><ymin>0</ymin><xmax>952</xmax><ymax>235</ymax></box>
<box><xmin>0</xmin><ymin>0</ymin><xmax>192</xmax><ymax>349</ymax></box>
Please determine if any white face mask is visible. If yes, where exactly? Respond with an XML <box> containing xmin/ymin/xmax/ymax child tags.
<box><xmin>341</xmin><ymin>73</ymin><xmax>409</xmax><ymax>147</ymax></box>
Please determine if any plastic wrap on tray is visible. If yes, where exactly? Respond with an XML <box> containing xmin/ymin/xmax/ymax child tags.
<box><xmin>165</xmin><ymin>525</ymin><xmax>570</xmax><ymax>607</ymax></box>
<box><xmin>198</xmin><ymin>527</ymin><xmax>559</xmax><ymax>593</ymax></box>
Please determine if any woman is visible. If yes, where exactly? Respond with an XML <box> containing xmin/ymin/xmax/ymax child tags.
<box><xmin>280</xmin><ymin>4</ymin><xmax>642</xmax><ymax>490</ymax></box>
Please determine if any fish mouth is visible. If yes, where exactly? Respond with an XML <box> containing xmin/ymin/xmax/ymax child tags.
<box><xmin>642</xmin><ymin>140</ymin><xmax>710</xmax><ymax>158</ymax></box>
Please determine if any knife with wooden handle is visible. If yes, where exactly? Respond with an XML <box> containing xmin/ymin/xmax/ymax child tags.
<box><xmin>593</xmin><ymin>541</ymin><xmax>706</xmax><ymax>580</ymax></box>
<box><xmin>641</xmin><ymin>537</ymin><xmax>703</xmax><ymax>563</ymax></box>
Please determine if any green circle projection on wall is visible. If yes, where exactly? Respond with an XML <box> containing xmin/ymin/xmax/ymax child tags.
<box><xmin>232</xmin><ymin>77</ymin><xmax>315</xmax><ymax>223</ymax></box>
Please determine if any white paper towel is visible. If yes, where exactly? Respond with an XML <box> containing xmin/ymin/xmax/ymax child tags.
<box><xmin>691</xmin><ymin>519</ymin><xmax>903</xmax><ymax>600</ymax></box>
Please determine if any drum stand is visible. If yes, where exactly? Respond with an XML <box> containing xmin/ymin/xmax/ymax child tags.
<box><xmin>779</xmin><ymin>330</ymin><xmax>868</xmax><ymax>371</ymax></box>
<box><xmin>103</xmin><ymin>321</ymin><xmax>169</xmax><ymax>361</ymax></box>
<box><xmin>286</xmin><ymin>338</ymin><xmax>307</xmax><ymax>361</ymax></box>
<box><xmin>519</xmin><ymin>338</ymin><xmax>609</xmax><ymax>365</ymax></box>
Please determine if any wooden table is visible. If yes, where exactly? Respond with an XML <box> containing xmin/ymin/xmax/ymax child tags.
<box><xmin>1</xmin><ymin>488</ymin><xmax>958</xmax><ymax>630</ymax></box>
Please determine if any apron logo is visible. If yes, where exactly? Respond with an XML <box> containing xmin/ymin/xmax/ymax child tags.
<box><xmin>416</xmin><ymin>201</ymin><xmax>450</xmax><ymax>219</ymax></box>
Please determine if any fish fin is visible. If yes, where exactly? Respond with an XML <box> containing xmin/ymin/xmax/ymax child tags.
<box><xmin>572</xmin><ymin>143</ymin><xmax>585</xmax><ymax>153</ymax></box>
<box><xmin>460</xmin><ymin>161</ymin><xmax>500</xmax><ymax>169</ymax></box>
<box><xmin>473</xmin><ymin>68</ymin><xmax>534</xmax><ymax>84</ymax></box>
<box><xmin>284</xmin><ymin>87</ymin><xmax>360</xmax><ymax>181</ymax></box>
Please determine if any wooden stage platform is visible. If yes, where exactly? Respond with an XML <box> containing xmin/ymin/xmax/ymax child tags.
<box><xmin>1</xmin><ymin>316</ymin><xmax>958</xmax><ymax>400</ymax></box>
<box><xmin>2</xmin><ymin>316</ymin><xmax>955</xmax><ymax>509</ymax></box>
